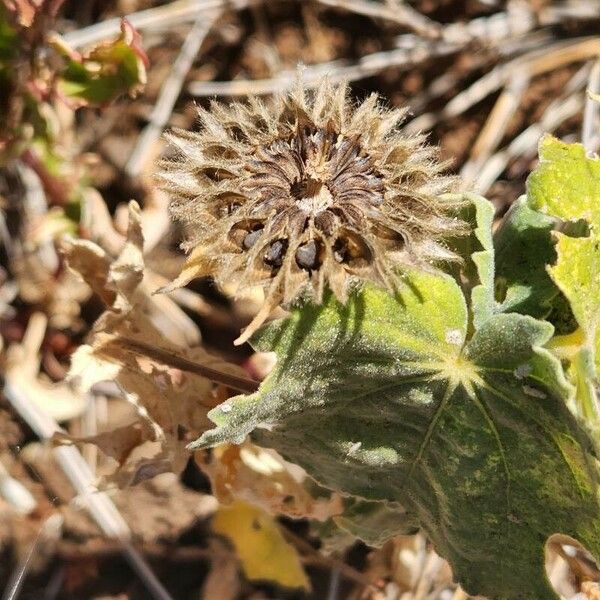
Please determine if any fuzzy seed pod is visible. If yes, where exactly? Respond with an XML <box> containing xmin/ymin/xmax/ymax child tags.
<box><xmin>159</xmin><ymin>78</ymin><xmax>467</xmax><ymax>344</ymax></box>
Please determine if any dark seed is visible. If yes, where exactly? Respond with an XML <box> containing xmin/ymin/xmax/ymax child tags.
<box><xmin>264</xmin><ymin>240</ymin><xmax>287</xmax><ymax>268</ymax></box>
<box><xmin>333</xmin><ymin>232</ymin><xmax>372</xmax><ymax>265</ymax></box>
<box><xmin>295</xmin><ymin>240</ymin><xmax>321</xmax><ymax>270</ymax></box>
<box><xmin>242</xmin><ymin>228</ymin><xmax>263</xmax><ymax>250</ymax></box>
<box><xmin>333</xmin><ymin>238</ymin><xmax>347</xmax><ymax>263</ymax></box>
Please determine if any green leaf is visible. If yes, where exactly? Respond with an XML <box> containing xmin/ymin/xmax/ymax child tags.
<box><xmin>527</xmin><ymin>135</ymin><xmax>600</xmax><ymax>224</ymax></box>
<box><xmin>494</xmin><ymin>195</ymin><xmax>558</xmax><ymax>318</ymax></box>
<box><xmin>192</xmin><ymin>271</ymin><xmax>600</xmax><ymax>600</ymax></box>
<box><xmin>53</xmin><ymin>19</ymin><xmax>147</xmax><ymax>107</ymax></box>
<box><xmin>333</xmin><ymin>499</ymin><xmax>418</xmax><ymax>547</ymax></box>
<box><xmin>0</xmin><ymin>5</ymin><xmax>18</xmax><ymax>63</ymax></box>
<box><xmin>527</xmin><ymin>135</ymin><xmax>600</xmax><ymax>422</ymax></box>
<box><xmin>469</xmin><ymin>192</ymin><xmax>496</xmax><ymax>329</ymax></box>
<box><xmin>444</xmin><ymin>192</ymin><xmax>496</xmax><ymax>329</ymax></box>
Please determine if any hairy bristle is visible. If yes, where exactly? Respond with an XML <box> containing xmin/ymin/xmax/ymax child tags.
<box><xmin>158</xmin><ymin>78</ymin><xmax>467</xmax><ymax>343</ymax></box>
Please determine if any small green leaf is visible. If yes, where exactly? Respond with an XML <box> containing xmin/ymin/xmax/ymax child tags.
<box><xmin>494</xmin><ymin>195</ymin><xmax>558</xmax><ymax>318</ymax></box>
<box><xmin>527</xmin><ymin>135</ymin><xmax>600</xmax><ymax>422</ymax></box>
<box><xmin>445</xmin><ymin>192</ymin><xmax>496</xmax><ymax>329</ymax></box>
<box><xmin>333</xmin><ymin>499</ymin><xmax>418</xmax><ymax>547</ymax></box>
<box><xmin>469</xmin><ymin>192</ymin><xmax>496</xmax><ymax>328</ymax></box>
<box><xmin>54</xmin><ymin>19</ymin><xmax>148</xmax><ymax>107</ymax></box>
<box><xmin>192</xmin><ymin>271</ymin><xmax>600</xmax><ymax>600</ymax></box>
<box><xmin>527</xmin><ymin>135</ymin><xmax>600</xmax><ymax>224</ymax></box>
<box><xmin>0</xmin><ymin>5</ymin><xmax>18</xmax><ymax>63</ymax></box>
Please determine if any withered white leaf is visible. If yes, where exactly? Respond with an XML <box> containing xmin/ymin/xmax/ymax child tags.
<box><xmin>196</xmin><ymin>441</ymin><xmax>343</xmax><ymax>522</ymax></box>
<box><xmin>64</xmin><ymin>201</ymin><xmax>246</xmax><ymax>485</ymax></box>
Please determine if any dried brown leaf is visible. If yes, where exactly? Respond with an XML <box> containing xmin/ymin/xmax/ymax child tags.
<box><xmin>61</xmin><ymin>238</ymin><xmax>115</xmax><ymax>306</ymax></box>
<box><xmin>196</xmin><ymin>441</ymin><xmax>343</xmax><ymax>521</ymax></box>
<box><xmin>583</xmin><ymin>581</ymin><xmax>600</xmax><ymax>600</ymax></box>
<box><xmin>64</xmin><ymin>201</ymin><xmax>245</xmax><ymax>485</ymax></box>
<box><xmin>51</xmin><ymin>421</ymin><xmax>153</xmax><ymax>465</ymax></box>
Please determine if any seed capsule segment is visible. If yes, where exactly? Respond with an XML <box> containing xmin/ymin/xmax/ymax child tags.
<box><xmin>160</xmin><ymin>77</ymin><xmax>466</xmax><ymax>345</ymax></box>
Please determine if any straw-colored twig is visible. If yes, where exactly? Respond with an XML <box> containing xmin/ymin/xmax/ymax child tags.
<box><xmin>405</xmin><ymin>37</ymin><xmax>600</xmax><ymax>133</ymax></box>
<box><xmin>113</xmin><ymin>337</ymin><xmax>260</xmax><ymax>393</ymax></box>
<box><xmin>460</xmin><ymin>72</ymin><xmax>529</xmax><ymax>189</ymax></box>
<box><xmin>188</xmin><ymin>39</ymin><xmax>460</xmax><ymax>96</ymax></box>
<box><xmin>472</xmin><ymin>62</ymin><xmax>591</xmax><ymax>193</ymax></box>
<box><xmin>442</xmin><ymin>1</ymin><xmax>536</xmax><ymax>45</ymax></box>
<box><xmin>474</xmin><ymin>94</ymin><xmax>585</xmax><ymax>194</ymax></box>
<box><xmin>3</xmin><ymin>313</ymin><xmax>174</xmax><ymax>600</ymax></box>
<box><xmin>62</xmin><ymin>0</ymin><xmax>249</xmax><ymax>48</ymax></box>
<box><xmin>315</xmin><ymin>0</ymin><xmax>441</xmax><ymax>38</ymax></box>
<box><xmin>125</xmin><ymin>12</ymin><xmax>219</xmax><ymax>178</ymax></box>
<box><xmin>582</xmin><ymin>58</ymin><xmax>600</xmax><ymax>152</ymax></box>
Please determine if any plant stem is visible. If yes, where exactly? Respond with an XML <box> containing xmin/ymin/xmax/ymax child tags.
<box><xmin>114</xmin><ymin>338</ymin><xmax>260</xmax><ymax>394</ymax></box>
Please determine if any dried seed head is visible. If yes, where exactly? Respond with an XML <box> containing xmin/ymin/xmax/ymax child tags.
<box><xmin>159</xmin><ymin>78</ymin><xmax>467</xmax><ymax>344</ymax></box>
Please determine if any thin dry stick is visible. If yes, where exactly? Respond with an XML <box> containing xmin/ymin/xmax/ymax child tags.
<box><xmin>540</xmin><ymin>0</ymin><xmax>600</xmax><ymax>24</ymax></box>
<box><xmin>405</xmin><ymin>37</ymin><xmax>600</xmax><ymax>133</ymax></box>
<box><xmin>474</xmin><ymin>94</ymin><xmax>585</xmax><ymax>194</ymax></box>
<box><xmin>113</xmin><ymin>338</ymin><xmax>260</xmax><ymax>393</ymax></box>
<box><xmin>473</xmin><ymin>62</ymin><xmax>591</xmax><ymax>193</ymax></box>
<box><xmin>441</xmin><ymin>1</ymin><xmax>536</xmax><ymax>45</ymax></box>
<box><xmin>582</xmin><ymin>58</ymin><xmax>600</xmax><ymax>152</ymax></box>
<box><xmin>440</xmin><ymin>1</ymin><xmax>598</xmax><ymax>47</ymax></box>
<box><xmin>188</xmin><ymin>39</ymin><xmax>461</xmax><ymax>96</ymax></box>
<box><xmin>3</xmin><ymin>314</ymin><xmax>175</xmax><ymax>600</ymax></box>
<box><xmin>1</xmin><ymin>515</ymin><xmax>63</xmax><ymax>600</ymax></box>
<box><xmin>62</xmin><ymin>0</ymin><xmax>249</xmax><ymax>48</ymax></box>
<box><xmin>460</xmin><ymin>72</ymin><xmax>529</xmax><ymax>189</ymax></box>
<box><xmin>125</xmin><ymin>12</ymin><xmax>219</xmax><ymax>178</ymax></box>
<box><xmin>315</xmin><ymin>0</ymin><xmax>441</xmax><ymax>38</ymax></box>
<box><xmin>407</xmin><ymin>29</ymin><xmax>553</xmax><ymax>115</ymax></box>
<box><xmin>189</xmin><ymin>26</ymin><xmax>600</xmax><ymax>100</ymax></box>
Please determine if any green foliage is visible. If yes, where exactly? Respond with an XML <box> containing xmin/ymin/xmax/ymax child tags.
<box><xmin>54</xmin><ymin>20</ymin><xmax>148</xmax><ymax>107</ymax></box>
<box><xmin>187</xmin><ymin>124</ymin><xmax>600</xmax><ymax>596</ymax></box>
<box><xmin>193</xmin><ymin>268</ymin><xmax>600</xmax><ymax>599</ymax></box>
<box><xmin>494</xmin><ymin>195</ymin><xmax>558</xmax><ymax>318</ymax></box>
<box><xmin>526</xmin><ymin>136</ymin><xmax>600</xmax><ymax>424</ymax></box>
<box><xmin>0</xmin><ymin>11</ymin><xmax>147</xmax><ymax>166</ymax></box>
<box><xmin>444</xmin><ymin>192</ymin><xmax>496</xmax><ymax>329</ymax></box>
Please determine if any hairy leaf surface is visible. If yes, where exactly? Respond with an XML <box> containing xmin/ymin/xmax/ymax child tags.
<box><xmin>527</xmin><ymin>136</ymin><xmax>600</xmax><ymax>422</ymax></box>
<box><xmin>494</xmin><ymin>195</ymin><xmax>558</xmax><ymax>318</ymax></box>
<box><xmin>193</xmin><ymin>271</ymin><xmax>600</xmax><ymax>599</ymax></box>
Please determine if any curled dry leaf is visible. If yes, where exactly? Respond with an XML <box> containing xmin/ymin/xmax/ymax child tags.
<box><xmin>52</xmin><ymin>421</ymin><xmax>152</xmax><ymax>466</ymax></box>
<box><xmin>196</xmin><ymin>441</ymin><xmax>343</xmax><ymax>521</ymax></box>
<box><xmin>4</xmin><ymin>313</ymin><xmax>86</xmax><ymax>422</ymax></box>
<box><xmin>64</xmin><ymin>200</ymin><xmax>246</xmax><ymax>486</ymax></box>
<box><xmin>583</xmin><ymin>581</ymin><xmax>600</xmax><ymax>600</ymax></box>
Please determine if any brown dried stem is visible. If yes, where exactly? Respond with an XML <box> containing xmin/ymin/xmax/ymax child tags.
<box><xmin>112</xmin><ymin>338</ymin><xmax>260</xmax><ymax>394</ymax></box>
